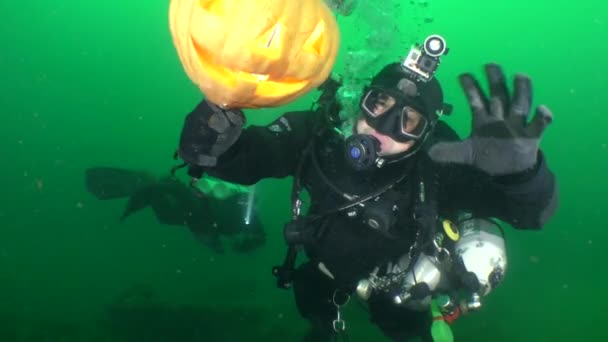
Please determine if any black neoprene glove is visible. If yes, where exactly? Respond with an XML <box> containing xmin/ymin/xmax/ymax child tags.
<box><xmin>428</xmin><ymin>64</ymin><xmax>553</xmax><ymax>176</ymax></box>
<box><xmin>177</xmin><ymin>99</ymin><xmax>246</xmax><ymax>168</ymax></box>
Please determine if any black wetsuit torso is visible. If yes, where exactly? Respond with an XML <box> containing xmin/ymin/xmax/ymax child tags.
<box><xmin>296</xmin><ymin>126</ymin><xmax>422</xmax><ymax>287</ymax></box>
<box><xmin>203</xmin><ymin>103</ymin><xmax>557</xmax><ymax>288</ymax></box>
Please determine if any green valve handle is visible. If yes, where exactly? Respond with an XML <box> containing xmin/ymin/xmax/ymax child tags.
<box><xmin>430</xmin><ymin>299</ymin><xmax>454</xmax><ymax>342</ymax></box>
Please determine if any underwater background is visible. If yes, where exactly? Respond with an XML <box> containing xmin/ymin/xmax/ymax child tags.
<box><xmin>1</xmin><ymin>0</ymin><xmax>606</xmax><ymax>341</ymax></box>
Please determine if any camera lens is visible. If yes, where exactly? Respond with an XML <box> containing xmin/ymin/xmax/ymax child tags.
<box><xmin>418</xmin><ymin>55</ymin><xmax>438</xmax><ymax>73</ymax></box>
<box><xmin>423</xmin><ymin>35</ymin><xmax>446</xmax><ymax>57</ymax></box>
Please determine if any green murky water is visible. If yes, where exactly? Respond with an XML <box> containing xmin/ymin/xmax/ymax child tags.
<box><xmin>1</xmin><ymin>0</ymin><xmax>606</xmax><ymax>340</ymax></box>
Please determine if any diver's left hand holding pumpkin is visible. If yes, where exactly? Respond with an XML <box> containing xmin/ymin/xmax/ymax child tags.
<box><xmin>169</xmin><ymin>0</ymin><xmax>340</xmax><ymax>109</ymax></box>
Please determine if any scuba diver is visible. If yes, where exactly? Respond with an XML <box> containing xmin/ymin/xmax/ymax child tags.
<box><xmin>84</xmin><ymin>167</ymin><xmax>265</xmax><ymax>254</ymax></box>
<box><xmin>171</xmin><ymin>35</ymin><xmax>558</xmax><ymax>341</ymax></box>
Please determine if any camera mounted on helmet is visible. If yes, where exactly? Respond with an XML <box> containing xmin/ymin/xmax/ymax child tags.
<box><xmin>402</xmin><ymin>34</ymin><xmax>449</xmax><ymax>84</ymax></box>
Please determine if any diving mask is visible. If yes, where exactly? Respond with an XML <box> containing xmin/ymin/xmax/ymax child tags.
<box><xmin>360</xmin><ymin>87</ymin><xmax>429</xmax><ymax>142</ymax></box>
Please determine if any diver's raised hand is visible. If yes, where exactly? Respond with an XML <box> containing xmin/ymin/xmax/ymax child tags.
<box><xmin>177</xmin><ymin>99</ymin><xmax>246</xmax><ymax>168</ymax></box>
<box><xmin>428</xmin><ymin>64</ymin><xmax>553</xmax><ymax>176</ymax></box>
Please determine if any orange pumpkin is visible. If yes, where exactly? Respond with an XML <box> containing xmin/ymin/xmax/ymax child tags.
<box><xmin>169</xmin><ymin>0</ymin><xmax>340</xmax><ymax>109</ymax></box>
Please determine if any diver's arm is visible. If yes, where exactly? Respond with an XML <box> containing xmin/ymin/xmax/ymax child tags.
<box><xmin>205</xmin><ymin>110</ymin><xmax>317</xmax><ymax>185</ymax></box>
<box><xmin>439</xmin><ymin>150</ymin><xmax>558</xmax><ymax>229</ymax></box>
<box><xmin>430</xmin><ymin>64</ymin><xmax>558</xmax><ymax>229</ymax></box>
<box><xmin>487</xmin><ymin>150</ymin><xmax>558</xmax><ymax>228</ymax></box>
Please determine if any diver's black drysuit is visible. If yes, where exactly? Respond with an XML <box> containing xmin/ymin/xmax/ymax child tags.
<box><xmin>193</xmin><ymin>100</ymin><xmax>558</xmax><ymax>341</ymax></box>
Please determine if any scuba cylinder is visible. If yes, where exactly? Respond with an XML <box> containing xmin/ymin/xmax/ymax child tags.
<box><xmin>393</xmin><ymin>252</ymin><xmax>447</xmax><ymax>310</ymax></box>
<box><xmin>354</xmin><ymin>214</ymin><xmax>508</xmax><ymax>316</ymax></box>
<box><xmin>454</xmin><ymin>215</ymin><xmax>507</xmax><ymax>299</ymax></box>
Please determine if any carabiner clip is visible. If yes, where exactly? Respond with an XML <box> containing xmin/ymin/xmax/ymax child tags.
<box><xmin>332</xmin><ymin>290</ymin><xmax>351</xmax><ymax>333</ymax></box>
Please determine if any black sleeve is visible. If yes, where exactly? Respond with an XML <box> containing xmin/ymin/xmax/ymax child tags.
<box><xmin>204</xmin><ymin>110</ymin><xmax>317</xmax><ymax>185</ymax></box>
<box><xmin>437</xmin><ymin>151</ymin><xmax>559</xmax><ymax>230</ymax></box>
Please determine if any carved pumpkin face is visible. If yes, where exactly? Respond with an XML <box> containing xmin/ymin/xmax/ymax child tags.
<box><xmin>170</xmin><ymin>0</ymin><xmax>340</xmax><ymax>109</ymax></box>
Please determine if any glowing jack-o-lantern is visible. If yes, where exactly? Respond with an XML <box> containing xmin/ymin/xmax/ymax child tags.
<box><xmin>169</xmin><ymin>0</ymin><xmax>340</xmax><ymax>109</ymax></box>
